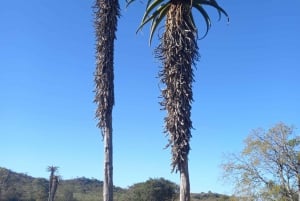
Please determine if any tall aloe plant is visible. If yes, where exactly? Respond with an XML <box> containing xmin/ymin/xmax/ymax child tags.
<box><xmin>47</xmin><ymin>166</ymin><xmax>59</xmax><ymax>201</ymax></box>
<box><xmin>128</xmin><ymin>0</ymin><xmax>228</xmax><ymax>200</ymax></box>
<box><xmin>94</xmin><ymin>0</ymin><xmax>120</xmax><ymax>201</ymax></box>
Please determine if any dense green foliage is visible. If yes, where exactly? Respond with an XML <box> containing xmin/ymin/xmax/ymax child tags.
<box><xmin>0</xmin><ymin>167</ymin><xmax>232</xmax><ymax>201</ymax></box>
<box><xmin>118</xmin><ymin>178</ymin><xmax>178</xmax><ymax>201</ymax></box>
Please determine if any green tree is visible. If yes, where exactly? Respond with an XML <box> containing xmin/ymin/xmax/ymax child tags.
<box><xmin>222</xmin><ymin>123</ymin><xmax>300</xmax><ymax>201</ymax></box>
<box><xmin>94</xmin><ymin>0</ymin><xmax>120</xmax><ymax>201</ymax></box>
<box><xmin>120</xmin><ymin>178</ymin><xmax>179</xmax><ymax>201</ymax></box>
<box><xmin>127</xmin><ymin>0</ymin><xmax>228</xmax><ymax>200</ymax></box>
<box><xmin>32</xmin><ymin>178</ymin><xmax>48</xmax><ymax>201</ymax></box>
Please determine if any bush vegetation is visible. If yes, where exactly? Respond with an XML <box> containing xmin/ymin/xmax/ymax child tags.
<box><xmin>0</xmin><ymin>167</ymin><xmax>231</xmax><ymax>201</ymax></box>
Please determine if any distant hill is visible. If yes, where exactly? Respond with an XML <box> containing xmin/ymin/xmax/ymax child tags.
<box><xmin>0</xmin><ymin>167</ymin><xmax>48</xmax><ymax>201</ymax></box>
<box><xmin>0</xmin><ymin>167</ymin><xmax>122</xmax><ymax>201</ymax></box>
<box><xmin>0</xmin><ymin>167</ymin><xmax>232</xmax><ymax>201</ymax></box>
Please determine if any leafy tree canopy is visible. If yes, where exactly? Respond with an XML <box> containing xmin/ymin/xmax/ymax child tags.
<box><xmin>119</xmin><ymin>177</ymin><xmax>179</xmax><ymax>201</ymax></box>
<box><xmin>221</xmin><ymin>122</ymin><xmax>300</xmax><ymax>201</ymax></box>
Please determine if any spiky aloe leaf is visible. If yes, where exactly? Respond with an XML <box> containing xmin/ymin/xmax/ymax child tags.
<box><xmin>194</xmin><ymin>0</ymin><xmax>229</xmax><ymax>22</ymax></box>
<box><xmin>132</xmin><ymin>0</ymin><xmax>229</xmax><ymax>44</ymax></box>
<box><xmin>191</xmin><ymin>0</ymin><xmax>229</xmax><ymax>39</ymax></box>
<box><xmin>137</xmin><ymin>1</ymin><xmax>168</xmax><ymax>33</ymax></box>
<box><xmin>149</xmin><ymin>3</ymin><xmax>170</xmax><ymax>43</ymax></box>
<box><xmin>126</xmin><ymin>0</ymin><xmax>135</xmax><ymax>7</ymax></box>
<box><xmin>142</xmin><ymin>0</ymin><xmax>165</xmax><ymax>21</ymax></box>
<box><xmin>189</xmin><ymin>11</ymin><xmax>197</xmax><ymax>31</ymax></box>
<box><xmin>192</xmin><ymin>3</ymin><xmax>212</xmax><ymax>39</ymax></box>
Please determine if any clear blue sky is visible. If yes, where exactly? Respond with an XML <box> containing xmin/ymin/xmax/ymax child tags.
<box><xmin>0</xmin><ymin>0</ymin><xmax>299</xmax><ymax>195</ymax></box>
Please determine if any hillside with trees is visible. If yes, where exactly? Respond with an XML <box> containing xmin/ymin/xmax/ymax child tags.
<box><xmin>0</xmin><ymin>167</ymin><xmax>231</xmax><ymax>201</ymax></box>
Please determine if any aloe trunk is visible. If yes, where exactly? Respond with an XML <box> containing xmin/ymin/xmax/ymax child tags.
<box><xmin>157</xmin><ymin>3</ymin><xmax>198</xmax><ymax>200</ymax></box>
<box><xmin>94</xmin><ymin>0</ymin><xmax>120</xmax><ymax>201</ymax></box>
